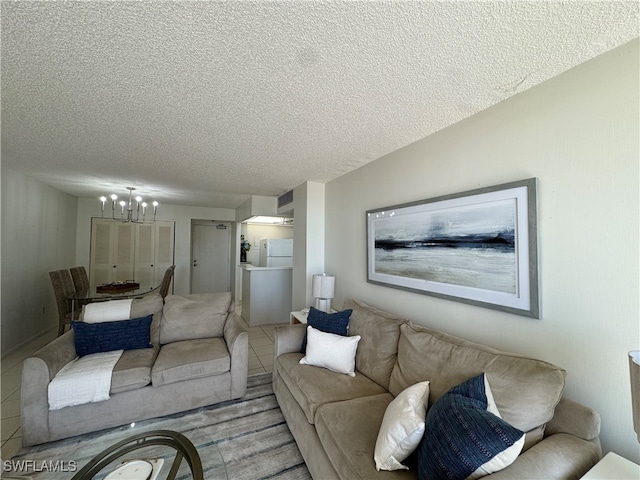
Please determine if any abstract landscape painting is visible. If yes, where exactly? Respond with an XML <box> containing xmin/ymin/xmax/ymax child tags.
<box><xmin>367</xmin><ymin>179</ymin><xmax>539</xmax><ymax>318</ymax></box>
<box><xmin>373</xmin><ymin>199</ymin><xmax>517</xmax><ymax>292</ymax></box>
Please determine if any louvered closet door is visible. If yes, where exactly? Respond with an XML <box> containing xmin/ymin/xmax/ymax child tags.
<box><xmin>90</xmin><ymin>219</ymin><xmax>174</xmax><ymax>288</ymax></box>
<box><xmin>153</xmin><ymin>222</ymin><xmax>175</xmax><ymax>287</ymax></box>
<box><xmin>135</xmin><ymin>223</ymin><xmax>155</xmax><ymax>284</ymax></box>
<box><xmin>90</xmin><ymin>220</ymin><xmax>115</xmax><ymax>285</ymax></box>
<box><xmin>113</xmin><ymin>223</ymin><xmax>135</xmax><ymax>282</ymax></box>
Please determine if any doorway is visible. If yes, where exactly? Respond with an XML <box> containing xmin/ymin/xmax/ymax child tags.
<box><xmin>190</xmin><ymin>221</ymin><xmax>231</xmax><ymax>294</ymax></box>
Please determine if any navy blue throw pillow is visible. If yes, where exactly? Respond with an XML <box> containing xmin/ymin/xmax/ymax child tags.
<box><xmin>416</xmin><ymin>374</ymin><xmax>525</xmax><ymax>480</ymax></box>
<box><xmin>300</xmin><ymin>307</ymin><xmax>352</xmax><ymax>353</ymax></box>
<box><xmin>72</xmin><ymin>315</ymin><xmax>153</xmax><ymax>357</ymax></box>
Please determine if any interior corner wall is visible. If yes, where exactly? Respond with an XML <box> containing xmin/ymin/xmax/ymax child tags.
<box><xmin>292</xmin><ymin>181</ymin><xmax>325</xmax><ymax>310</ymax></box>
<box><xmin>324</xmin><ymin>39</ymin><xmax>639</xmax><ymax>462</ymax></box>
<box><xmin>1</xmin><ymin>168</ymin><xmax>78</xmax><ymax>355</ymax></box>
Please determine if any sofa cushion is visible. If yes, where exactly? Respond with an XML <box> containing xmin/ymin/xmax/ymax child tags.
<box><xmin>300</xmin><ymin>307</ymin><xmax>352</xmax><ymax>353</ymax></box>
<box><xmin>300</xmin><ymin>326</ymin><xmax>361</xmax><ymax>377</ymax></box>
<box><xmin>315</xmin><ymin>394</ymin><xmax>411</xmax><ymax>480</ymax></box>
<box><xmin>72</xmin><ymin>315</ymin><xmax>153</xmax><ymax>357</ymax></box>
<box><xmin>111</xmin><ymin>345</ymin><xmax>159</xmax><ymax>394</ymax></box>
<box><xmin>389</xmin><ymin>322</ymin><xmax>566</xmax><ymax>436</ymax></box>
<box><xmin>130</xmin><ymin>294</ymin><xmax>164</xmax><ymax>345</ymax></box>
<box><xmin>276</xmin><ymin>352</ymin><xmax>386</xmax><ymax>424</ymax></box>
<box><xmin>160</xmin><ymin>293</ymin><xmax>231</xmax><ymax>344</ymax></box>
<box><xmin>343</xmin><ymin>299</ymin><xmax>405</xmax><ymax>390</ymax></box>
<box><xmin>374</xmin><ymin>381</ymin><xmax>430</xmax><ymax>471</ymax></box>
<box><xmin>151</xmin><ymin>337</ymin><xmax>230</xmax><ymax>387</ymax></box>
<box><xmin>416</xmin><ymin>374</ymin><xmax>525</xmax><ymax>480</ymax></box>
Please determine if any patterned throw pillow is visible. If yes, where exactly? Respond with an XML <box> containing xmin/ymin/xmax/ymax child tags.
<box><xmin>300</xmin><ymin>307</ymin><xmax>352</xmax><ymax>353</ymax></box>
<box><xmin>417</xmin><ymin>373</ymin><xmax>525</xmax><ymax>480</ymax></box>
<box><xmin>72</xmin><ymin>315</ymin><xmax>153</xmax><ymax>357</ymax></box>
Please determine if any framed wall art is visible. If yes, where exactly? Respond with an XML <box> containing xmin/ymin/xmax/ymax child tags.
<box><xmin>366</xmin><ymin>178</ymin><xmax>539</xmax><ymax>318</ymax></box>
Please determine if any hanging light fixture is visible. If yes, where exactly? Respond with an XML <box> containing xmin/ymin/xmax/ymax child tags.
<box><xmin>100</xmin><ymin>187</ymin><xmax>158</xmax><ymax>222</ymax></box>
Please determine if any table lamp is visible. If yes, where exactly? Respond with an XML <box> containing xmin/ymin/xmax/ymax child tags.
<box><xmin>630</xmin><ymin>351</ymin><xmax>640</xmax><ymax>442</ymax></box>
<box><xmin>312</xmin><ymin>274</ymin><xmax>335</xmax><ymax>313</ymax></box>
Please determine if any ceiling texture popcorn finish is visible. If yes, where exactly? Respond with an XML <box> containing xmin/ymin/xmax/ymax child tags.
<box><xmin>2</xmin><ymin>2</ymin><xmax>638</xmax><ymax>208</ymax></box>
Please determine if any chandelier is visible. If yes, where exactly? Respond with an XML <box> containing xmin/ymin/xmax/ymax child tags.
<box><xmin>100</xmin><ymin>187</ymin><xmax>158</xmax><ymax>222</ymax></box>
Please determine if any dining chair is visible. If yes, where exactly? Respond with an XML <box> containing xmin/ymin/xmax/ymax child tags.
<box><xmin>160</xmin><ymin>265</ymin><xmax>175</xmax><ymax>300</ymax></box>
<box><xmin>49</xmin><ymin>269</ymin><xmax>80</xmax><ymax>336</ymax></box>
<box><xmin>70</xmin><ymin>266</ymin><xmax>89</xmax><ymax>291</ymax></box>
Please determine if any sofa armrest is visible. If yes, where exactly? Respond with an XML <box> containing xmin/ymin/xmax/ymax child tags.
<box><xmin>487</xmin><ymin>397</ymin><xmax>602</xmax><ymax>479</ymax></box>
<box><xmin>30</xmin><ymin>330</ymin><xmax>78</xmax><ymax>380</ymax></box>
<box><xmin>22</xmin><ymin>331</ymin><xmax>77</xmax><ymax>446</ymax></box>
<box><xmin>486</xmin><ymin>433</ymin><xmax>601</xmax><ymax>479</ymax></box>
<box><xmin>274</xmin><ymin>324</ymin><xmax>306</xmax><ymax>357</ymax></box>
<box><xmin>224</xmin><ymin>311</ymin><xmax>248</xmax><ymax>398</ymax></box>
<box><xmin>545</xmin><ymin>396</ymin><xmax>601</xmax><ymax>440</ymax></box>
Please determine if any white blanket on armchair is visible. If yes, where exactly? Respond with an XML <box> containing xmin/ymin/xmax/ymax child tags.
<box><xmin>48</xmin><ymin>350</ymin><xmax>123</xmax><ymax>410</ymax></box>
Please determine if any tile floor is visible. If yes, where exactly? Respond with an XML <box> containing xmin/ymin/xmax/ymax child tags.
<box><xmin>0</xmin><ymin>321</ymin><xmax>277</xmax><ymax>461</ymax></box>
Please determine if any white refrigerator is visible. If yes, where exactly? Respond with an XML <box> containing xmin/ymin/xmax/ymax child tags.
<box><xmin>259</xmin><ymin>238</ymin><xmax>293</xmax><ymax>267</ymax></box>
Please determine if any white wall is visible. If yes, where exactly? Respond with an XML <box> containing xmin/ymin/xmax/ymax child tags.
<box><xmin>1</xmin><ymin>168</ymin><xmax>78</xmax><ymax>354</ymax></box>
<box><xmin>325</xmin><ymin>40</ymin><xmax>639</xmax><ymax>462</ymax></box>
<box><xmin>75</xmin><ymin>198</ymin><xmax>236</xmax><ymax>294</ymax></box>
<box><xmin>292</xmin><ymin>182</ymin><xmax>325</xmax><ymax>310</ymax></box>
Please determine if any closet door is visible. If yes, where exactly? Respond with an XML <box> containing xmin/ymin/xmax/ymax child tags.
<box><xmin>90</xmin><ymin>219</ymin><xmax>174</xmax><ymax>287</ymax></box>
<box><xmin>135</xmin><ymin>223</ymin><xmax>155</xmax><ymax>284</ymax></box>
<box><xmin>90</xmin><ymin>220</ymin><xmax>115</xmax><ymax>285</ymax></box>
<box><xmin>113</xmin><ymin>222</ymin><xmax>135</xmax><ymax>282</ymax></box>
<box><xmin>153</xmin><ymin>221</ymin><xmax>175</xmax><ymax>287</ymax></box>
<box><xmin>89</xmin><ymin>220</ymin><xmax>135</xmax><ymax>284</ymax></box>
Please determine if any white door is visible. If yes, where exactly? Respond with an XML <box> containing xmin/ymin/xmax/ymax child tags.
<box><xmin>191</xmin><ymin>223</ymin><xmax>231</xmax><ymax>294</ymax></box>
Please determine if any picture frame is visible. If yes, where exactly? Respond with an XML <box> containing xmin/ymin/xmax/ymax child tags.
<box><xmin>366</xmin><ymin>178</ymin><xmax>539</xmax><ymax>318</ymax></box>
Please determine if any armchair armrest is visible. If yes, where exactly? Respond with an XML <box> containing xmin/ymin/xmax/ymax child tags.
<box><xmin>274</xmin><ymin>324</ymin><xmax>306</xmax><ymax>358</ymax></box>
<box><xmin>22</xmin><ymin>331</ymin><xmax>77</xmax><ymax>446</ymax></box>
<box><xmin>224</xmin><ymin>311</ymin><xmax>248</xmax><ymax>398</ymax></box>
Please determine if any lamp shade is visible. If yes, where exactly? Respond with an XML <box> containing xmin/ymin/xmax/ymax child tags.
<box><xmin>312</xmin><ymin>274</ymin><xmax>335</xmax><ymax>313</ymax></box>
<box><xmin>312</xmin><ymin>274</ymin><xmax>335</xmax><ymax>299</ymax></box>
<box><xmin>630</xmin><ymin>351</ymin><xmax>640</xmax><ymax>443</ymax></box>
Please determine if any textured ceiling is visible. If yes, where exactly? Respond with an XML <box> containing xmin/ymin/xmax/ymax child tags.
<box><xmin>2</xmin><ymin>1</ymin><xmax>638</xmax><ymax>208</ymax></box>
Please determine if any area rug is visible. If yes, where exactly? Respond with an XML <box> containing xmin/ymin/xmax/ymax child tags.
<box><xmin>7</xmin><ymin>373</ymin><xmax>311</xmax><ymax>480</ymax></box>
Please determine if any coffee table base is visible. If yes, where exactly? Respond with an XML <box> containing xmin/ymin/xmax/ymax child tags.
<box><xmin>71</xmin><ymin>430</ymin><xmax>203</xmax><ymax>480</ymax></box>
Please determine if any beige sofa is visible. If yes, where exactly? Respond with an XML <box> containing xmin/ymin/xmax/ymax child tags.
<box><xmin>273</xmin><ymin>299</ymin><xmax>602</xmax><ymax>479</ymax></box>
<box><xmin>22</xmin><ymin>292</ymin><xmax>248</xmax><ymax>446</ymax></box>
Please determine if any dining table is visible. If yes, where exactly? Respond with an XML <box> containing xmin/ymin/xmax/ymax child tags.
<box><xmin>68</xmin><ymin>282</ymin><xmax>160</xmax><ymax>320</ymax></box>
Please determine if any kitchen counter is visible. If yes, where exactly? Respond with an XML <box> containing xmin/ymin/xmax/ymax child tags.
<box><xmin>240</xmin><ymin>265</ymin><xmax>292</xmax><ymax>326</ymax></box>
<box><xmin>239</xmin><ymin>264</ymin><xmax>292</xmax><ymax>271</ymax></box>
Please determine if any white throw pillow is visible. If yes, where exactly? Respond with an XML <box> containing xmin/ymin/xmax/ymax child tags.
<box><xmin>299</xmin><ymin>325</ymin><xmax>361</xmax><ymax>376</ymax></box>
<box><xmin>374</xmin><ymin>381</ymin><xmax>430</xmax><ymax>471</ymax></box>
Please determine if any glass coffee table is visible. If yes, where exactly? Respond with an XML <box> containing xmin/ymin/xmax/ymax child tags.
<box><xmin>11</xmin><ymin>423</ymin><xmax>226</xmax><ymax>480</ymax></box>
<box><xmin>71</xmin><ymin>430</ymin><xmax>206</xmax><ymax>480</ymax></box>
